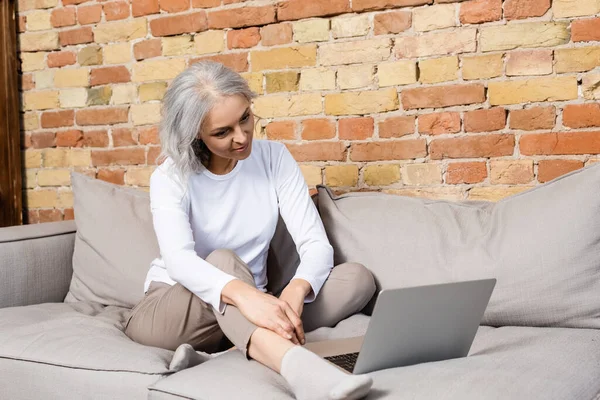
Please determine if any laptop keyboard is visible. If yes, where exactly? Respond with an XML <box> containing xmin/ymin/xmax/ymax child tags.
<box><xmin>324</xmin><ymin>352</ymin><xmax>359</xmax><ymax>373</ymax></box>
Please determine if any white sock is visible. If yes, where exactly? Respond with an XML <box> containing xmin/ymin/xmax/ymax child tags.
<box><xmin>169</xmin><ymin>343</ymin><xmax>213</xmax><ymax>372</ymax></box>
<box><xmin>280</xmin><ymin>346</ymin><xmax>373</xmax><ymax>400</ymax></box>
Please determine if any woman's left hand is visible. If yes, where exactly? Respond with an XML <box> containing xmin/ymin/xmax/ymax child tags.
<box><xmin>279</xmin><ymin>279</ymin><xmax>312</xmax><ymax>344</ymax></box>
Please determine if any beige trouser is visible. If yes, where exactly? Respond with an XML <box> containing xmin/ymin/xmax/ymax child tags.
<box><xmin>124</xmin><ymin>249</ymin><xmax>376</xmax><ymax>357</ymax></box>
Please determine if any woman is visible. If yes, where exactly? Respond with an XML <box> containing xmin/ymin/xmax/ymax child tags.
<box><xmin>125</xmin><ymin>61</ymin><xmax>376</xmax><ymax>400</ymax></box>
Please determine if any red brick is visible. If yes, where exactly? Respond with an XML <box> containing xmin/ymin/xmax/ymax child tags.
<box><xmin>520</xmin><ymin>132</ymin><xmax>600</xmax><ymax>155</ymax></box>
<box><xmin>563</xmin><ymin>104</ymin><xmax>600</xmax><ymax>129</ymax></box>
<box><xmin>132</xmin><ymin>0</ymin><xmax>159</xmax><ymax>16</ymax></box>
<box><xmin>90</xmin><ymin>66</ymin><xmax>131</xmax><ymax>86</ymax></box>
<box><xmin>83</xmin><ymin>129</ymin><xmax>109</xmax><ymax>147</ymax></box>
<box><xmin>339</xmin><ymin>117</ymin><xmax>374</xmax><ymax>140</ymax></box>
<box><xmin>63</xmin><ymin>0</ymin><xmax>91</xmax><ymax>5</ymax></box>
<box><xmin>446</xmin><ymin>162</ymin><xmax>487</xmax><ymax>184</ymax></box>
<box><xmin>430</xmin><ymin>135</ymin><xmax>515</xmax><ymax>159</ymax></box>
<box><xmin>27</xmin><ymin>210</ymin><xmax>40</xmax><ymax>225</ymax></box>
<box><xmin>278</xmin><ymin>0</ymin><xmax>350</xmax><ymax>21</ymax></box>
<box><xmin>18</xmin><ymin>16</ymin><xmax>26</xmax><ymax>33</ymax></box>
<box><xmin>301</xmin><ymin>119</ymin><xmax>336</xmax><ymax>140</ymax></box>
<box><xmin>136</xmin><ymin>125</ymin><xmax>159</xmax><ymax>144</ymax></box>
<box><xmin>192</xmin><ymin>0</ymin><xmax>219</xmax><ymax>7</ymax></box>
<box><xmin>402</xmin><ymin>84</ymin><xmax>485</xmax><ymax>110</ymax></box>
<box><xmin>260</xmin><ymin>23</ymin><xmax>293</xmax><ymax>46</ymax></box>
<box><xmin>39</xmin><ymin>209</ymin><xmax>63</xmax><ymax>223</ymax></box>
<box><xmin>460</xmin><ymin>0</ymin><xmax>502</xmax><ymax>24</ymax></box>
<box><xmin>41</xmin><ymin>110</ymin><xmax>74</xmax><ymax>129</ymax></box>
<box><xmin>59</xmin><ymin>27</ymin><xmax>94</xmax><ymax>46</ymax></box>
<box><xmin>286</xmin><ymin>142</ymin><xmax>347</xmax><ymax>162</ymax></box>
<box><xmin>160</xmin><ymin>0</ymin><xmax>189</xmax><ymax>12</ymax></box>
<box><xmin>418</xmin><ymin>112</ymin><xmax>460</xmax><ymax>135</ymax></box>
<box><xmin>191</xmin><ymin>53</ymin><xmax>248</xmax><ymax>72</ymax></box>
<box><xmin>223</xmin><ymin>0</ymin><xmax>245</xmax><ymax>3</ymax></box>
<box><xmin>77</xmin><ymin>4</ymin><xmax>102</xmax><ymax>24</ymax></box>
<box><xmin>63</xmin><ymin>208</ymin><xmax>75</xmax><ymax>221</ymax></box>
<box><xmin>352</xmin><ymin>0</ymin><xmax>430</xmax><ymax>12</ymax></box>
<box><xmin>56</xmin><ymin>129</ymin><xmax>83</xmax><ymax>147</ymax></box>
<box><xmin>51</xmin><ymin>7</ymin><xmax>76</xmax><ymax>27</ymax></box>
<box><xmin>92</xmin><ymin>148</ymin><xmax>146</xmax><ymax>166</ymax></box>
<box><xmin>76</xmin><ymin>107</ymin><xmax>129</xmax><ymax>126</ymax></box>
<box><xmin>22</xmin><ymin>132</ymin><xmax>32</xmax><ymax>149</ymax></box>
<box><xmin>150</xmin><ymin>11</ymin><xmax>208</xmax><ymax>36</ymax></box>
<box><xmin>374</xmin><ymin>10</ymin><xmax>411</xmax><ymax>35</ymax></box>
<box><xmin>97</xmin><ymin>168</ymin><xmax>125</xmax><ymax>184</ymax></box>
<box><xmin>208</xmin><ymin>5</ymin><xmax>275</xmax><ymax>29</ymax></box>
<box><xmin>112</xmin><ymin>128</ymin><xmax>137</xmax><ymax>146</ymax></box>
<box><xmin>350</xmin><ymin>140</ymin><xmax>426</xmax><ymax>161</ymax></box>
<box><xmin>378</xmin><ymin>116</ymin><xmax>414</xmax><ymax>138</ymax></box>
<box><xmin>265</xmin><ymin>121</ymin><xmax>296</xmax><ymax>140</ymax></box>
<box><xmin>31</xmin><ymin>132</ymin><xmax>56</xmax><ymax>149</ymax></box>
<box><xmin>572</xmin><ymin>18</ymin><xmax>600</xmax><ymax>43</ymax></box>
<box><xmin>47</xmin><ymin>51</ymin><xmax>76</xmax><ymax>68</ymax></box>
<box><xmin>538</xmin><ymin>160</ymin><xmax>584</xmax><ymax>183</ymax></box>
<box><xmin>148</xmin><ymin>146</ymin><xmax>162</xmax><ymax>164</ymax></box>
<box><xmin>134</xmin><ymin>39</ymin><xmax>161</xmax><ymax>60</ymax></box>
<box><xmin>509</xmin><ymin>107</ymin><xmax>555</xmax><ymax>131</ymax></box>
<box><xmin>21</xmin><ymin>74</ymin><xmax>35</xmax><ymax>91</ymax></box>
<box><xmin>228</xmin><ymin>27</ymin><xmax>260</xmax><ymax>49</ymax></box>
<box><xmin>503</xmin><ymin>0</ymin><xmax>550</xmax><ymax>20</ymax></box>
<box><xmin>103</xmin><ymin>1</ymin><xmax>130</xmax><ymax>21</ymax></box>
<box><xmin>464</xmin><ymin>108</ymin><xmax>506</xmax><ymax>133</ymax></box>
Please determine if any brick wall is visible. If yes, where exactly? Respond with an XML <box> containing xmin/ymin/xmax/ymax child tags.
<box><xmin>16</xmin><ymin>0</ymin><xmax>600</xmax><ymax>223</ymax></box>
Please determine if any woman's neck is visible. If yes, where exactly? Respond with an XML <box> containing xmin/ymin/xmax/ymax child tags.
<box><xmin>207</xmin><ymin>156</ymin><xmax>237</xmax><ymax>175</ymax></box>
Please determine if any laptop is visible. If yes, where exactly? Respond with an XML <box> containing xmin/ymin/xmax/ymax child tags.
<box><xmin>304</xmin><ymin>278</ymin><xmax>496</xmax><ymax>374</ymax></box>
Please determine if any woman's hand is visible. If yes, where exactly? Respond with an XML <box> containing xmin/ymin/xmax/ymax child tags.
<box><xmin>278</xmin><ymin>279</ymin><xmax>312</xmax><ymax>344</ymax></box>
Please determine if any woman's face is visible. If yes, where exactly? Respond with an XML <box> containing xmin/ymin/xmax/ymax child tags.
<box><xmin>199</xmin><ymin>94</ymin><xmax>254</xmax><ymax>168</ymax></box>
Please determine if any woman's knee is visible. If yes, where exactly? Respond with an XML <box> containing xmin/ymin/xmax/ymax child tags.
<box><xmin>206</xmin><ymin>249</ymin><xmax>254</xmax><ymax>285</ymax></box>
<box><xmin>338</xmin><ymin>262</ymin><xmax>377</xmax><ymax>307</ymax></box>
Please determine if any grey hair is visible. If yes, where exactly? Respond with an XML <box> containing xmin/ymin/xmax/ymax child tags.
<box><xmin>158</xmin><ymin>61</ymin><xmax>257</xmax><ymax>183</ymax></box>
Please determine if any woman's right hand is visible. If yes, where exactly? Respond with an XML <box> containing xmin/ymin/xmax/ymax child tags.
<box><xmin>221</xmin><ymin>279</ymin><xmax>304</xmax><ymax>345</ymax></box>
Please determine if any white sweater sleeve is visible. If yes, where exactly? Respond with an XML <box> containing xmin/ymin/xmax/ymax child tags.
<box><xmin>149</xmin><ymin>167</ymin><xmax>236</xmax><ymax>313</ymax></box>
<box><xmin>274</xmin><ymin>146</ymin><xmax>334</xmax><ymax>302</ymax></box>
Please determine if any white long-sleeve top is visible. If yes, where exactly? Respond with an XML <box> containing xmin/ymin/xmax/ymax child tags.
<box><xmin>145</xmin><ymin>139</ymin><xmax>334</xmax><ymax>313</ymax></box>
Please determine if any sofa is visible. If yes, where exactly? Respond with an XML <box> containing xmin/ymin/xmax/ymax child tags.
<box><xmin>2</xmin><ymin>164</ymin><xmax>600</xmax><ymax>400</ymax></box>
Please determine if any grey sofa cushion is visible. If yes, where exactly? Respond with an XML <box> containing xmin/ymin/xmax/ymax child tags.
<box><xmin>318</xmin><ymin>163</ymin><xmax>600</xmax><ymax>329</ymax></box>
<box><xmin>66</xmin><ymin>172</ymin><xmax>160</xmax><ymax>308</ymax></box>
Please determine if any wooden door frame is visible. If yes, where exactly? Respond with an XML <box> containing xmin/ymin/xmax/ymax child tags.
<box><xmin>0</xmin><ymin>0</ymin><xmax>23</xmax><ymax>227</ymax></box>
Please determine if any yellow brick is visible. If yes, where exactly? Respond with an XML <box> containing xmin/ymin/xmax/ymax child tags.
<box><xmin>125</xmin><ymin>166</ymin><xmax>155</xmax><ymax>186</ymax></box>
<box><xmin>24</xmin><ymin>90</ymin><xmax>59</xmax><ymax>110</ymax></box>
<box><xmin>59</xmin><ymin>88</ymin><xmax>88</xmax><ymax>108</ymax></box>
<box><xmin>132</xmin><ymin>58</ymin><xmax>186</xmax><ymax>82</ymax></box>
<box><xmin>18</xmin><ymin>0</ymin><xmax>58</xmax><ymax>11</ymax></box>
<box><xmin>489</xmin><ymin>76</ymin><xmax>578</xmax><ymax>105</ymax></box>
<box><xmin>293</xmin><ymin>19</ymin><xmax>330</xmax><ymax>43</ymax></box>
<box><xmin>241</xmin><ymin>72</ymin><xmax>263</xmax><ymax>94</ymax></box>
<box><xmin>462</xmin><ymin>54</ymin><xmax>504</xmax><ymax>80</ymax></box>
<box><xmin>402</xmin><ymin>164</ymin><xmax>441</xmax><ymax>186</ymax></box>
<box><xmin>195</xmin><ymin>30</ymin><xmax>225</xmax><ymax>55</ymax></box>
<box><xmin>26</xmin><ymin>189</ymin><xmax>58</xmax><ymax>208</ymax></box>
<box><xmin>54</xmin><ymin>68</ymin><xmax>89</xmax><ymax>88</ymax></box>
<box><xmin>325</xmin><ymin>88</ymin><xmax>398</xmax><ymax>116</ymax></box>
<box><xmin>103</xmin><ymin>43</ymin><xmax>131</xmax><ymax>65</ymax></box>
<box><xmin>299</xmin><ymin>165</ymin><xmax>322</xmax><ymax>186</ymax></box>
<box><xmin>162</xmin><ymin>35</ymin><xmax>195</xmax><ymax>56</ymax></box>
<box><xmin>325</xmin><ymin>165</ymin><xmax>359</xmax><ymax>187</ymax></box>
<box><xmin>37</xmin><ymin>169</ymin><xmax>71</xmax><ymax>186</ymax></box>
<box><xmin>583</xmin><ymin>73</ymin><xmax>600</xmax><ymax>100</ymax></box>
<box><xmin>131</xmin><ymin>103</ymin><xmax>162</xmax><ymax>125</ymax></box>
<box><xmin>363</xmin><ymin>164</ymin><xmax>400</xmax><ymax>186</ymax></box>
<box><xmin>25</xmin><ymin>169</ymin><xmax>37</xmax><ymax>189</ymax></box>
<box><xmin>78</xmin><ymin>46</ymin><xmax>102</xmax><ymax>66</ymax></box>
<box><xmin>555</xmin><ymin>47</ymin><xmax>600</xmax><ymax>73</ymax></box>
<box><xmin>490</xmin><ymin>160</ymin><xmax>534</xmax><ymax>184</ymax></box>
<box><xmin>395</xmin><ymin>29</ymin><xmax>476</xmax><ymax>58</ymax></box>
<box><xmin>93</xmin><ymin>18</ymin><xmax>147</xmax><ymax>44</ymax></box>
<box><xmin>384</xmin><ymin>187</ymin><xmax>463</xmax><ymax>201</ymax></box>
<box><xmin>69</xmin><ymin>149</ymin><xmax>92</xmax><ymax>167</ymax></box>
<box><xmin>139</xmin><ymin>82</ymin><xmax>168</xmax><ymax>102</ymax></box>
<box><xmin>20</xmin><ymin>31</ymin><xmax>59</xmax><ymax>52</ymax></box>
<box><xmin>35</xmin><ymin>70</ymin><xmax>54</xmax><ymax>89</ymax></box>
<box><xmin>468</xmin><ymin>186</ymin><xmax>531</xmax><ymax>201</ymax></box>
<box><xmin>111</xmin><ymin>84</ymin><xmax>137</xmax><ymax>105</ymax></box>
<box><xmin>480</xmin><ymin>22</ymin><xmax>569</xmax><ymax>52</ymax></box>
<box><xmin>23</xmin><ymin>112</ymin><xmax>39</xmax><ymax>131</ymax></box>
<box><xmin>299</xmin><ymin>68</ymin><xmax>336</xmax><ymax>91</ymax></box>
<box><xmin>413</xmin><ymin>4</ymin><xmax>456</xmax><ymax>32</ymax></box>
<box><xmin>43</xmin><ymin>148</ymin><xmax>68</xmax><ymax>167</ymax></box>
<box><xmin>24</xmin><ymin>149</ymin><xmax>42</xmax><ymax>168</ymax></box>
<box><xmin>331</xmin><ymin>14</ymin><xmax>370</xmax><ymax>38</ymax></box>
<box><xmin>251</xmin><ymin>46</ymin><xmax>317</xmax><ymax>72</ymax></box>
<box><xmin>253</xmin><ymin>93</ymin><xmax>322</xmax><ymax>118</ymax></box>
<box><xmin>57</xmin><ymin>190</ymin><xmax>74</xmax><ymax>208</ymax></box>
<box><xmin>553</xmin><ymin>0</ymin><xmax>600</xmax><ymax>18</ymax></box>
<box><xmin>377</xmin><ymin>60</ymin><xmax>418</xmax><ymax>87</ymax></box>
<box><xmin>419</xmin><ymin>56</ymin><xmax>458</xmax><ymax>84</ymax></box>
<box><xmin>265</xmin><ymin>71</ymin><xmax>300</xmax><ymax>93</ymax></box>
<box><xmin>337</xmin><ymin>65</ymin><xmax>374</xmax><ymax>90</ymax></box>
<box><xmin>26</xmin><ymin>11</ymin><xmax>52</xmax><ymax>31</ymax></box>
<box><xmin>320</xmin><ymin>38</ymin><xmax>390</xmax><ymax>66</ymax></box>
<box><xmin>21</xmin><ymin>52</ymin><xmax>46</xmax><ymax>72</ymax></box>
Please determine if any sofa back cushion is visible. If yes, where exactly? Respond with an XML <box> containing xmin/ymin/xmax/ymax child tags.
<box><xmin>65</xmin><ymin>173</ymin><xmax>160</xmax><ymax>308</ymax></box>
<box><xmin>318</xmin><ymin>164</ymin><xmax>600</xmax><ymax>329</ymax></box>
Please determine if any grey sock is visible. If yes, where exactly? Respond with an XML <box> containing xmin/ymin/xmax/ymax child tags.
<box><xmin>280</xmin><ymin>346</ymin><xmax>373</xmax><ymax>400</ymax></box>
<box><xmin>169</xmin><ymin>343</ymin><xmax>212</xmax><ymax>372</ymax></box>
